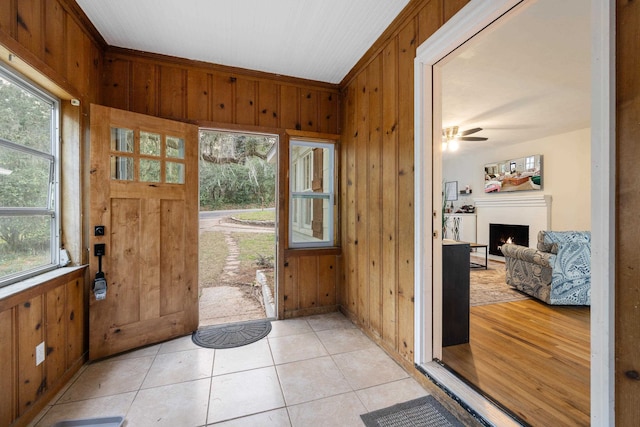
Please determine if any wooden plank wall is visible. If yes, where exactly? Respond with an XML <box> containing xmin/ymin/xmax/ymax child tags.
<box><xmin>102</xmin><ymin>48</ymin><xmax>340</xmax><ymax>135</ymax></box>
<box><xmin>1</xmin><ymin>2</ymin><xmax>102</xmax><ymax>426</ymax></box>
<box><xmin>616</xmin><ymin>1</ymin><xmax>640</xmax><ymax>425</ymax></box>
<box><xmin>0</xmin><ymin>269</ymin><xmax>86</xmax><ymax>427</ymax></box>
<box><xmin>101</xmin><ymin>49</ymin><xmax>342</xmax><ymax>320</ymax></box>
<box><xmin>0</xmin><ymin>0</ymin><xmax>103</xmax><ymax>102</ymax></box>
<box><xmin>283</xmin><ymin>251</ymin><xmax>339</xmax><ymax>318</ymax></box>
<box><xmin>339</xmin><ymin>0</ymin><xmax>467</xmax><ymax>363</ymax></box>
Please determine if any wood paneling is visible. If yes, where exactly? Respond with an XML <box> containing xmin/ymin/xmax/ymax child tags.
<box><xmin>132</xmin><ymin>61</ymin><xmax>158</xmax><ymax>116</ymax></box>
<box><xmin>187</xmin><ymin>69</ymin><xmax>210</xmax><ymax>122</ymax></box>
<box><xmin>0</xmin><ymin>308</ymin><xmax>15</xmax><ymax>426</ymax></box>
<box><xmin>282</xmin><ymin>251</ymin><xmax>339</xmax><ymax>318</ymax></box>
<box><xmin>159</xmin><ymin>66</ymin><xmax>186</xmax><ymax>120</ymax></box>
<box><xmin>235</xmin><ymin>78</ymin><xmax>256</xmax><ymax>126</ymax></box>
<box><xmin>616</xmin><ymin>0</ymin><xmax>640</xmax><ymax>425</ymax></box>
<box><xmin>66</xmin><ymin>278</ymin><xmax>84</xmax><ymax>368</ymax></box>
<box><xmin>102</xmin><ymin>50</ymin><xmax>340</xmax><ymax>134</ymax></box>
<box><xmin>0</xmin><ymin>269</ymin><xmax>86</xmax><ymax>427</ymax></box>
<box><xmin>1</xmin><ymin>0</ymin><xmax>103</xmax><ymax>102</ymax></box>
<box><xmin>280</xmin><ymin>85</ymin><xmax>300</xmax><ymax>130</ymax></box>
<box><xmin>258</xmin><ymin>81</ymin><xmax>279</xmax><ymax>128</ymax></box>
<box><xmin>18</xmin><ymin>295</ymin><xmax>44</xmax><ymax>415</ymax></box>
<box><xmin>44</xmin><ymin>0</ymin><xmax>65</xmax><ymax>73</ymax></box>
<box><xmin>339</xmin><ymin>0</ymin><xmax>460</xmax><ymax>363</ymax></box>
<box><xmin>367</xmin><ymin>55</ymin><xmax>382</xmax><ymax>335</ymax></box>
<box><xmin>45</xmin><ymin>285</ymin><xmax>67</xmax><ymax>388</ymax></box>
<box><xmin>16</xmin><ymin>0</ymin><xmax>43</xmax><ymax>58</ymax></box>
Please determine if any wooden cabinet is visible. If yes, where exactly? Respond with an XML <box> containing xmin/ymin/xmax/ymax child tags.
<box><xmin>442</xmin><ymin>241</ymin><xmax>470</xmax><ymax>347</ymax></box>
<box><xmin>444</xmin><ymin>213</ymin><xmax>477</xmax><ymax>242</ymax></box>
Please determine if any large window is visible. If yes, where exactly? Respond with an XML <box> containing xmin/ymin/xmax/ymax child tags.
<box><xmin>289</xmin><ymin>139</ymin><xmax>335</xmax><ymax>248</ymax></box>
<box><xmin>0</xmin><ymin>64</ymin><xmax>60</xmax><ymax>286</ymax></box>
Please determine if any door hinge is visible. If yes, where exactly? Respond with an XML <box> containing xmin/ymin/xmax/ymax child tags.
<box><xmin>433</xmin><ymin>230</ymin><xmax>438</xmax><ymax>239</ymax></box>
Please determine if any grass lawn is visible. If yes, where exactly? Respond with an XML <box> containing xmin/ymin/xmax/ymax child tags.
<box><xmin>199</xmin><ymin>230</ymin><xmax>274</xmax><ymax>289</ymax></box>
<box><xmin>235</xmin><ymin>232</ymin><xmax>275</xmax><ymax>270</ymax></box>
<box><xmin>199</xmin><ymin>231</ymin><xmax>228</xmax><ymax>286</ymax></box>
<box><xmin>234</xmin><ymin>210</ymin><xmax>275</xmax><ymax>222</ymax></box>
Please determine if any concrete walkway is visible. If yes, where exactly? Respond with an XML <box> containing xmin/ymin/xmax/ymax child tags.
<box><xmin>198</xmin><ymin>216</ymin><xmax>272</xmax><ymax>326</ymax></box>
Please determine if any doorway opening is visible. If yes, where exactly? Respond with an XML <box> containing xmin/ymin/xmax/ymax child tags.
<box><xmin>198</xmin><ymin>130</ymin><xmax>278</xmax><ymax>327</ymax></box>
<box><xmin>414</xmin><ymin>0</ymin><xmax>613</xmax><ymax>424</ymax></box>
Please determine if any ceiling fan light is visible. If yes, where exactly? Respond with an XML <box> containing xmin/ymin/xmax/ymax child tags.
<box><xmin>449</xmin><ymin>140</ymin><xmax>460</xmax><ymax>151</ymax></box>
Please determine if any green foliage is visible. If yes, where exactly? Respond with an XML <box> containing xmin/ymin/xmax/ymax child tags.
<box><xmin>0</xmin><ymin>75</ymin><xmax>54</xmax><ymax>257</ymax></box>
<box><xmin>199</xmin><ymin>131</ymin><xmax>276</xmax><ymax>210</ymax></box>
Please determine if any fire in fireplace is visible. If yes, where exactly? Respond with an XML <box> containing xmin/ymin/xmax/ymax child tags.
<box><xmin>489</xmin><ymin>223</ymin><xmax>529</xmax><ymax>256</ymax></box>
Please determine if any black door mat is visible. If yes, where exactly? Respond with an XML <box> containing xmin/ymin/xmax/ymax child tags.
<box><xmin>361</xmin><ymin>395</ymin><xmax>464</xmax><ymax>427</ymax></box>
<box><xmin>192</xmin><ymin>319</ymin><xmax>272</xmax><ymax>349</ymax></box>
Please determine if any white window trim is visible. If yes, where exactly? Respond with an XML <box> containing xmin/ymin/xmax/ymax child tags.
<box><xmin>288</xmin><ymin>139</ymin><xmax>334</xmax><ymax>248</ymax></box>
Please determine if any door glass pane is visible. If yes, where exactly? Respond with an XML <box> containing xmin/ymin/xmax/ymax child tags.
<box><xmin>110</xmin><ymin>155</ymin><xmax>134</xmax><ymax>180</ymax></box>
<box><xmin>166</xmin><ymin>162</ymin><xmax>184</xmax><ymax>184</ymax></box>
<box><xmin>110</xmin><ymin>127</ymin><xmax>134</xmax><ymax>152</ymax></box>
<box><xmin>140</xmin><ymin>159</ymin><xmax>161</xmax><ymax>182</ymax></box>
<box><xmin>0</xmin><ymin>146</ymin><xmax>52</xmax><ymax>208</ymax></box>
<box><xmin>140</xmin><ymin>131</ymin><xmax>161</xmax><ymax>156</ymax></box>
<box><xmin>166</xmin><ymin>136</ymin><xmax>185</xmax><ymax>159</ymax></box>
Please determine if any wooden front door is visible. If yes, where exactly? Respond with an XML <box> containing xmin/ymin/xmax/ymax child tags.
<box><xmin>89</xmin><ymin>104</ymin><xmax>199</xmax><ymax>360</ymax></box>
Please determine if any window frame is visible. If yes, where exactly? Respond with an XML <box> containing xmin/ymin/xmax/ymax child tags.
<box><xmin>288</xmin><ymin>138</ymin><xmax>335</xmax><ymax>249</ymax></box>
<box><xmin>0</xmin><ymin>63</ymin><xmax>60</xmax><ymax>287</ymax></box>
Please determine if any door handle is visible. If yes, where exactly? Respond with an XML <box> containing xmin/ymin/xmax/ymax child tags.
<box><xmin>93</xmin><ymin>243</ymin><xmax>107</xmax><ymax>300</ymax></box>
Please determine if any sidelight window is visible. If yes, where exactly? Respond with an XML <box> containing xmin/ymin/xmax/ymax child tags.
<box><xmin>289</xmin><ymin>139</ymin><xmax>335</xmax><ymax>248</ymax></box>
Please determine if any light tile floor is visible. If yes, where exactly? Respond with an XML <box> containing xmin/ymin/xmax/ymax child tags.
<box><xmin>30</xmin><ymin>312</ymin><xmax>431</xmax><ymax>427</ymax></box>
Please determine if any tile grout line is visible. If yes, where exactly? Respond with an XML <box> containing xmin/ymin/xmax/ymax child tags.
<box><xmin>266</xmin><ymin>331</ymin><xmax>295</xmax><ymax>427</ymax></box>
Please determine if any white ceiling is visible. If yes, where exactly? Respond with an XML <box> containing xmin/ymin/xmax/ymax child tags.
<box><xmin>440</xmin><ymin>0</ymin><xmax>591</xmax><ymax>154</ymax></box>
<box><xmin>76</xmin><ymin>0</ymin><xmax>410</xmax><ymax>84</ymax></box>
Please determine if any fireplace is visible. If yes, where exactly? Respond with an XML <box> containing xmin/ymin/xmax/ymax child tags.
<box><xmin>489</xmin><ymin>223</ymin><xmax>529</xmax><ymax>256</ymax></box>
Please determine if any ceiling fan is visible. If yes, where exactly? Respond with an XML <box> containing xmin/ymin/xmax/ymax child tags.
<box><xmin>442</xmin><ymin>126</ymin><xmax>488</xmax><ymax>141</ymax></box>
<box><xmin>442</xmin><ymin>126</ymin><xmax>488</xmax><ymax>151</ymax></box>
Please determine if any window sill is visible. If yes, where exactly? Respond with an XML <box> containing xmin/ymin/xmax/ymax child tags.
<box><xmin>0</xmin><ymin>265</ymin><xmax>87</xmax><ymax>302</ymax></box>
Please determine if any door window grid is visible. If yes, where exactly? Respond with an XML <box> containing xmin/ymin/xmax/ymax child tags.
<box><xmin>109</xmin><ymin>128</ymin><xmax>185</xmax><ymax>184</ymax></box>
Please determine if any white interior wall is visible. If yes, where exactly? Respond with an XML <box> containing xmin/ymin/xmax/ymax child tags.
<box><xmin>442</xmin><ymin>127</ymin><xmax>591</xmax><ymax>231</ymax></box>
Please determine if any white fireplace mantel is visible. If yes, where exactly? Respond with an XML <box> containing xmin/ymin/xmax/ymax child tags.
<box><xmin>473</xmin><ymin>194</ymin><xmax>551</xmax><ymax>252</ymax></box>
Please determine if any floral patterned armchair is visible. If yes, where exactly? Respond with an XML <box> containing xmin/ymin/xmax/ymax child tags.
<box><xmin>500</xmin><ymin>231</ymin><xmax>591</xmax><ymax>305</ymax></box>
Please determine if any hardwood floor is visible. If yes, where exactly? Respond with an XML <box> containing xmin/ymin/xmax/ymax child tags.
<box><xmin>442</xmin><ymin>299</ymin><xmax>590</xmax><ymax>427</ymax></box>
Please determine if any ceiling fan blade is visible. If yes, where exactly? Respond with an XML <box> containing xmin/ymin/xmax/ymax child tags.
<box><xmin>459</xmin><ymin>127</ymin><xmax>483</xmax><ymax>136</ymax></box>
<box><xmin>458</xmin><ymin>136</ymin><xmax>488</xmax><ymax>141</ymax></box>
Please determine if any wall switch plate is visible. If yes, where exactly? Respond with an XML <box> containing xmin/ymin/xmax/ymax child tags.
<box><xmin>36</xmin><ymin>342</ymin><xmax>45</xmax><ymax>366</ymax></box>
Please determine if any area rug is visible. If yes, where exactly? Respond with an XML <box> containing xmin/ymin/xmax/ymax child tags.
<box><xmin>470</xmin><ymin>260</ymin><xmax>530</xmax><ymax>306</ymax></box>
<box><xmin>192</xmin><ymin>319</ymin><xmax>271</xmax><ymax>349</ymax></box>
<box><xmin>360</xmin><ymin>396</ymin><xmax>464</xmax><ymax>427</ymax></box>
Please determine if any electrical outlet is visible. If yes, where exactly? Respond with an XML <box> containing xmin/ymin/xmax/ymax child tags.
<box><xmin>36</xmin><ymin>342</ymin><xmax>45</xmax><ymax>366</ymax></box>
